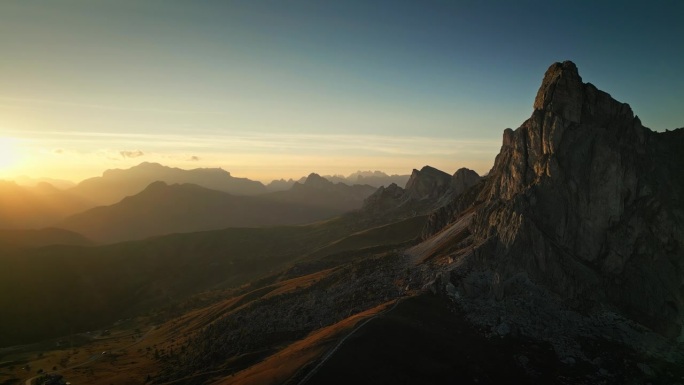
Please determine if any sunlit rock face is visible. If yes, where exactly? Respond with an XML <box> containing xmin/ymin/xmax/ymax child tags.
<box><xmin>451</xmin><ymin>61</ymin><xmax>683</xmax><ymax>338</ymax></box>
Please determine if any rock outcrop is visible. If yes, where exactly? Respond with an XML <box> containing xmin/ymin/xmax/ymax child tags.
<box><xmin>451</xmin><ymin>168</ymin><xmax>481</xmax><ymax>196</ymax></box>
<box><xmin>405</xmin><ymin>166</ymin><xmax>452</xmax><ymax>200</ymax></box>
<box><xmin>425</xmin><ymin>61</ymin><xmax>684</xmax><ymax>340</ymax></box>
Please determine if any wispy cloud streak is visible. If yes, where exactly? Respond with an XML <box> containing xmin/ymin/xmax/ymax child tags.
<box><xmin>9</xmin><ymin>130</ymin><xmax>500</xmax><ymax>157</ymax></box>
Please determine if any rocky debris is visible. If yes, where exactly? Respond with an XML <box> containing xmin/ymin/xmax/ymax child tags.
<box><xmin>447</xmin><ymin>267</ymin><xmax>684</xmax><ymax>369</ymax></box>
<box><xmin>417</xmin><ymin>61</ymin><xmax>684</xmax><ymax>363</ymax></box>
<box><xmin>637</xmin><ymin>362</ymin><xmax>655</xmax><ymax>377</ymax></box>
<box><xmin>495</xmin><ymin>322</ymin><xmax>511</xmax><ymax>337</ymax></box>
<box><xmin>156</xmin><ymin>252</ymin><xmax>409</xmax><ymax>383</ymax></box>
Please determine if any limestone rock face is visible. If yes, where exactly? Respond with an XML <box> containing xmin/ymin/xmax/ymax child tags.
<box><xmin>432</xmin><ymin>61</ymin><xmax>684</xmax><ymax>339</ymax></box>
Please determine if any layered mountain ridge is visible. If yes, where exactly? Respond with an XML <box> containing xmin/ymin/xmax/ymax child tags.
<box><xmin>60</xmin><ymin>179</ymin><xmax>366</xmax><ymax>243</ymax></box>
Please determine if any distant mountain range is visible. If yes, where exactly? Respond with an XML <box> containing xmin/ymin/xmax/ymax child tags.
<box><xmin>0</xmin><ymin>164</ymin><xmax>455</xmax><ymax>242</ymax></box>
<box><xmin>265</xmin><ymin>173</ymin><xmax>376</xmax><ymax>212</ymax></box>
<box><xmin>1</xmin><ymin>164</ymin><xmax>390</xmax><ymax>241</ymax></box>
<box><xmin>60</xmin><ymin>174</ymin><xmax>377</xmax><ymax>243</ymax></box>
<box><xmin>266</xmin><ymin>170</ymin><xmax>410</xmax><ymax>191</ymax></box>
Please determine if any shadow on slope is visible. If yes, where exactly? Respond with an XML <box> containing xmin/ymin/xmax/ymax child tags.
<box><xmin>0</xmin><ymin>214</ymin><xmax>424</xmax><ymax>348</ymax></box>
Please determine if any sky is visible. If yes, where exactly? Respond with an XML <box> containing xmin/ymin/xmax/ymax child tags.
<box><xmin>0</xmin><ymin>0</ymin><xmax>682</xmax><ymax>183</ymax></box>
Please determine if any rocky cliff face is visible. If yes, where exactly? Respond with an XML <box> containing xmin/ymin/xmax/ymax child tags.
<box><xmin>429</xmin><ymin>61</ymin><xmax>683</xmax><ymax>340</ymax></box>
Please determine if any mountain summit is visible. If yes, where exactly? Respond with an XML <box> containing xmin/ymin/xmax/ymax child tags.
<box><xmin>418</xmin><ymin>61</ymin><xmax>684</xmax><ymax>341</ymax></box>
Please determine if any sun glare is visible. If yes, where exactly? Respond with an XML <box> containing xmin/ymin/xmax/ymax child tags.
<box><xmin>0</xmin><ymin>137</ymin><xmax>19</xmax><ymax>172</ymax></box>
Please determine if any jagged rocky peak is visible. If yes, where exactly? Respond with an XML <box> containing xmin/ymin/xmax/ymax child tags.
<box><xmin>533</xmin><ymin>60</ymin><xmax>584</xmax><ymax>122</ymax></box>
<box><xmin>533</xmin><ymin>60</ymin><xmax>635</xmax><ymax>127</ymax></box>
<box><xmin>485</xmin><ymin>60</ymin><xmax>647</xmax><ymax>202</ymax></box>
<box><xmin>427</xmin><ymin>61</ymin><xmax>684</xmax><ymax>339</ymax></box>
<box><xmin>404</xmin><ymin>166</ymin><xmax>451</xmax><ymax>199</ymax></box>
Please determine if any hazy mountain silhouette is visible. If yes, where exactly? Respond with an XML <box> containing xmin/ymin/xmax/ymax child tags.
<box><xmin>14</xmin><ymin>175</ymin><xmax>76</xmax><ymax>189</ymax></box>
<box><xmin>60</xmin><ymin>181</ymin><xmax>348</xmax><ymax>243</ymax></box>
<box><xmin>0</xmin><ymin>180</ymin><xmax>94</xmax><ymax>228</ymax></box>
<box><xmin>324</xmin><ymin>170</ymin><xmax>411</xmax><ymax>188</ymax></box>
<box><xmin>266</xmin><ymin>170</ymin><xmax>410</xmax><ymax>191</ymax></box>
<box><xmin>69</xmin><ymin>162</ymin><xmax>267</xmax><ymax>205</ymax></box>
<box><xmin>264</xmin><ymin>173</ymin><xmax>376</xmax><ymax>212</ymax></box>
<box><xmin>265</xmin><ymin>177</ymin><xmax>299</xmax><ymax>192</ymax></box>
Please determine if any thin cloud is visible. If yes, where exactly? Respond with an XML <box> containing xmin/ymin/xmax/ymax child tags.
<box><xmin>9</xmin><ymin>129</ymin><xmax>501</xmax><ymax>158</ymax></box>
<box><xmin>188</xmin><ymin>156</ymin><xmax>200</xmax><ymax>161</ymax></box>
<box><xmin>120</xmin><ymin>150</ymin><xmax>145</xmax><ymax>159</ymax></box>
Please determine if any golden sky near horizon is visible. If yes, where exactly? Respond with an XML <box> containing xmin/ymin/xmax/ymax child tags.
<box><xmin>0</xmin><ymin>128</ymin><xmax>501</xmax><ymax>183</ymax></box>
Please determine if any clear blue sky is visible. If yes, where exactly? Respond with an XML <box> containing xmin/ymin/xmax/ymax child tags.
<box><xmin>0</xmin><ymin>0</ymin><xmax>682</xmax><ymax>182</ymax></box>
